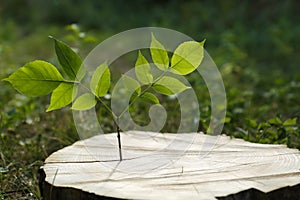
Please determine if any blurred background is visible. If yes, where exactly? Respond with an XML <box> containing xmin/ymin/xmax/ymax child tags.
<box><xmin>0</xmin><ymin>0</ymin><xmax>300</xmax><ymax>199</ymax></box>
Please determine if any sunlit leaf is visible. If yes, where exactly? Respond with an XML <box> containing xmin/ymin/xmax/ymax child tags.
<box><xmin>90</xmin><ymin>62</ymin><xmax>110</xmax><ymax>97</ymax></box>
<box><xmin>283</xmin><ymin>118</ymin><xmax>297</xmax><ymax>126</ymax></box>
<box><xmin>135</xmin><ymin>51</ymin><xmax>153</xmax><ymax>84</ymax></box>
<box><xmin>140</xmin><ymin>92</ymin><xmax>159</xmax><ymax>104</ymax></box>
<box><xmin>47</xmin><ymin>83</ymin><xmax>78</xmax><ymax>112</ymax></box>
<box><xmin>170</xmin><ymin>40</ymin><xmax>205</xmax><ymax>75</ymax></box>
<box><xmin>247</xmin><ymin>119</ymin><xmax>258</xmax><ymax>128</ymax></box>
<box><xmin>268</xmin><ymin>117</ymin><xmax>283</xmax><ymax>125</ymax></box>
<box><xmin>3</xmin><ymin>60</ymin><xmax>63</xmax><ymax>96</ymax></box>
<box><xmin>121</xmin><ymin>75</ymin><xmax>141</xmax><ymax>94</ymax></box>
<box><xmin>153</xmin><ymin>76</ymin><xmax>190</xmax><ymax>95</ymax></box>
<box><xmin>71</xmin><ymin>93</ymin><xmax>96</xmax><ymax>110</ymax></box>
<box><xmin>51</xmin><ymin>36</ymin><xmax>85</xmax><ymax>80</ymax></box>
<box><xmin>150</xmin><ymin>33</ymin><xmax>169</xmax><ymax>71</ymax></box>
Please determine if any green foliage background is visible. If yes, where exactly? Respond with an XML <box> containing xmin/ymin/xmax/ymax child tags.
<box><xmin>0</xmin><ymin>0</ymin><xmax>299</xmax><ymax>199</ymax></box>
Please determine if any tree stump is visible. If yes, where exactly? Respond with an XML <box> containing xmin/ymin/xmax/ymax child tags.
<box><xmin>39</xmin><ymin>131</ymin><xmax>300</xmax><ymax>200</ymax></box>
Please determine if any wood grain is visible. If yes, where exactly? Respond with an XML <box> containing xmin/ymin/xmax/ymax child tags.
<box><xmin>40</xmin><ymin>131</ymin><xmax>300</xmax><ymax>200</ymax></box>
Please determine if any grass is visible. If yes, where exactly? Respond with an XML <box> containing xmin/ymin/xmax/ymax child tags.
<box><xmin>0</xmin><ymin>22</ymin><xmax>299</xmax><ymax>199</ymax></box>
<box><xmin>0</xmin><ymin>24</ymin><xmax>81</xmax><ymax>199</ymax></box>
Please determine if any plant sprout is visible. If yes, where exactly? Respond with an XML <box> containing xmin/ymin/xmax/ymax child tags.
<box><xmin>3</xmin><ymin>33</ymin><xmax>205</xmax><ymax>161</ymax></box>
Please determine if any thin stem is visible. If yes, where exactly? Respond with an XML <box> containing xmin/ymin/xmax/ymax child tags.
<box><xmin>74</xmin><ymin>67</ymin><xmax>171</xmax><ymax>162</ymax></box>
<box><xmin>118</xmin><ymin>69</ymin><xmax>169</xmax><ymax>119</ymax></box>
<box><xmin>96</xmin><ymin>96</ymin><xmax>114</xmax><ymax>115</ymax></box>
<box><xmin>95</xmin><ymin>96</ymin><xmax>122</xmax><ymax>161</ymax></box>
<box><xmin>114</xmin><ymin>69</ymin><xmax>172</xmax><ymax>161</ymax></box>
<box><xmin>116</xmin><ymin>122</ymin><xmax>122</xmax><ymax>161</ymax></box>
<box><xmin>77</xmin><ymin>82</ymin><xmax>122</xmax><ymax>160</ymax></box>
<box><xmin>77</xmin><ymin>80</ymin><xmax>114</xmax><ymax>115</ymax></box>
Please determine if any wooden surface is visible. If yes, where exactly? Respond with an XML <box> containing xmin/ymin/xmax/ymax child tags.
<box><xmin>40</xmin><ymin>131</ymin><xmax>300</xmax><ymax>200</ymax></box>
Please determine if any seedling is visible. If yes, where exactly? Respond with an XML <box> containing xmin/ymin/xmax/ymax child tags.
<box><xmin>3</xmin><ymin>34</ymin><xmax>205</xmax><ymax>161</ymax></box>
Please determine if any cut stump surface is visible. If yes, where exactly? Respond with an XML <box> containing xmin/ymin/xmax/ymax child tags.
<box><xmin>40</xmin><ymin>132</ymin><xmax>300</xmax><ymax>200</ymax></box>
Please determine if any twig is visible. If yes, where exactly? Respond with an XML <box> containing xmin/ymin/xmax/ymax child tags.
<box><xmin>117</xmin><ymin>125</ymin><xmax>122</xmax><ymax>161</ymax></box>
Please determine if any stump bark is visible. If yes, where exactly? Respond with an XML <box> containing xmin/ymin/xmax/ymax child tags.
<box><xmin>39</xmin><ymin>131</ymin><xmax>300</xmax><ymax>200</ymax></box>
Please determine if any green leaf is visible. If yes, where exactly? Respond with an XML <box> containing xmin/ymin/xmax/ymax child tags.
<box><xmin>140</xmin><ymin>92</ymin><xmax>159</xmax><ymax>104</ymax></box>
<box><xmin>247</xmin><ymin>119</ymin><xmax>258</xmax><ymax>128</ymax></box>
<box><xmin>170</xmin><ymin>40</ymin><xmax>205</xmax><ymax>75</ymax></box>
<box><xmin>258</xmin><ymin>122</ymin><xmax>271</xmax><ymax>130</ymax></box>
<box><xmin>121</xmin><ymin>75</ymin><xmax>141</xmax><ymax>95</ymax></box>
<box><xmin>90</xmin><ymin>62</ymin><xmax>110</xmax><ymax>97</ymax></box>
<box><xmin>135</xmin><ymin>51</ymin><xmax>153</xmax><ymax>84</ymax></box>
<box><xmin>268</xmin><ymin>117</ymin><xmax>283</xmax><ymax>125</ymax></box>
<box><xmin>3</xmin><ymin>60</ymin><xmax>63</xmax><ymax>96</ymax></box>
<box><xmin>71</xmin><ymin>93</ymin><xmax>96</xmax><ymax>110</ymax></box>
<box><xmin>283</xmin><ymin>118</ymin><xmax>297</xmax><ymax>126</ymax></box>
<box><xmin>51</xmin><ymin>36</ymin><xmax>85</xmax><ymax>81</ymax></box>
<box><xmin>150</xmin><ymin>33</ymin><xmax>169</xmax><ymax>71</ymax></box>
<box><xmin>224</xmin><ymin>117</ymin><xmax>231</xmax><ymax>123</ymax></box>
<box><xmin>47</xmin><ymin>83</ymin><xmax>78</xmax><ymax>112</ymax></box>
<box><xmin>153</xmin><ymin>76</ymin><xmax>191</xmax><ymax>95</ymax></box>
